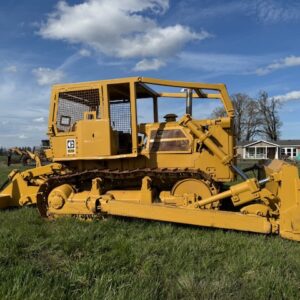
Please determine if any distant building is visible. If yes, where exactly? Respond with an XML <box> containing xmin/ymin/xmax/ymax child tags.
<box><xmin>236</xmin><ymin>140</ymin><xmax>300</xmax><ymax>160</ymax></box>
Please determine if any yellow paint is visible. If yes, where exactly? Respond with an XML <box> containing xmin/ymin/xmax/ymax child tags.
<box><xmin>1</xmin><ymin>77</ymin><xmax>300</xmax><ymax>241</ymax></box>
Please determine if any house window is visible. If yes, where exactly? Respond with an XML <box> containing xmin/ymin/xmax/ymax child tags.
<box><xmin>281</xmin><ymin>147</ymin><xmax>297</xmax><ymax>158</ymax></box>
<box><xmin>256</xmin><ymin>147</ymin><xmax>265</xmax><ymax>158</ymax></box>
<box><xmin>247</xmin><ymin>148</ymin><xmax>255</xmax><ymax>158</ymax></box>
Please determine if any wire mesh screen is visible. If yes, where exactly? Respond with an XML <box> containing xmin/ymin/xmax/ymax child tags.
<box><xmin>57</xmin><ymin>89</ymin><xmax>100</xmax><ymax>132</ymax></box>
<box><xmin>110</xmin><ymin>100</ymin><xmax>132</xmax><ymax>133</ymax></box>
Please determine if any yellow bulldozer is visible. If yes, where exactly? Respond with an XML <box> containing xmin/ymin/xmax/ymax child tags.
<box><xmin>1</xmin><ymin>77</ymin><xmax>300</xmax><ymax>241</ymax></box>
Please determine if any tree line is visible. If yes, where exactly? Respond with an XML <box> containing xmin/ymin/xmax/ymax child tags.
<box><xmin>212</xmin><ymin>91</ymin><xmax>282</xmax><ymax>142</ymax></box>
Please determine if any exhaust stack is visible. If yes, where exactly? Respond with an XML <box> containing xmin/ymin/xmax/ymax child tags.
<box><xmin>185</xmin><ymin>88</ymin><xmax>193</xmax><ymax>115</ymax></box>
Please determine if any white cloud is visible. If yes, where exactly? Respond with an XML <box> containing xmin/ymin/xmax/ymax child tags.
<box><xmin>78</xmin><ymin>49</ymin><xmax>91</xmax><ymax>57</ymax></box>
<box><xmin>134</xmin><ymin>58</ymin><xmax>166</xmax><ymax>71</ymax></box>
<box><xmin>18</xmin><ymin>134</ymin><xmax>27</xmax><ymax>139</ymax></box>
<box><xmin>253</xmin><ymin>0</ymin><xmax>300</xmax><ymax>23</ymax></box>
<box><xmin>39</xmin><ymin>0</ymin><xmax>209</xmax><ymax>66</ymax></box>
<box><xmin>116</xmin><ymin>25</ymin><xmax>207</xmax><ymax>58</ymax></box>
<box><xmin>0</xmin><ymin>61</ymin><xmax>50</xmax><ymax>147</ymax></box>
<box><xmin>256</xmin><ymin>55</ymin><xmax>300</xmax><ymax>75</ymax></box>
<box><xmin>32</xmin><ymin>67</ymin><xmax>65</xmax><ymax>86</ymax></box>
<box><xmin>33</xmin><ymin>117</ymin><xmax>45</xmax><ymax>123</ymax></box>
<box><xmin>274</xmin><ymin>91</ymin><xmax>300</xmax><ymax>102</ymax></box>
<box><xmin>3</xmin><ymin>65</ymin><xmax>17</xmax><ymax>73</ymax></box>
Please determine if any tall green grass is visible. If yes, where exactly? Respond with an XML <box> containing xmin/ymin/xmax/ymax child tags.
<box><xmin>0</xmin><ymin>209</ymin><xmax>300</xmax><ymax>299</ymax></box>
<box><xmin>0</xmin><ymin>159</ymin><xmax>300</xmax><ymax>299</ymax></box>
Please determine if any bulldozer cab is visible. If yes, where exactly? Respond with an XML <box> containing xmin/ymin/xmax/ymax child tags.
<box><xmin>46</xmin><ymin>77</ymin><xmax>234</xmax><ymax>162</ymax></box>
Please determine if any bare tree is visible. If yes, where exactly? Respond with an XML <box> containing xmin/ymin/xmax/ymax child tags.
<box><xmin>257</xmin><ymin>91</ymin><xmax>282</xmax><ymax>141</ymax></box>
<box><xmin>211</xmin><ymin>106</ymin><xmax>227</xmax><ymax>118</ymax></box>
<box><xmin>231</xmin><ymin>93</ymin><xmax>249</xmax><ymax>142</ymax></box>
<box><xmin>243</xmin><ymin>98</ymin><xmax>261</xmax><ymax>141</ymax></box>
<box><xmin>211</xmin><ymin>93</ymin><xmax>261</xmax><ymax>141</ymax></box>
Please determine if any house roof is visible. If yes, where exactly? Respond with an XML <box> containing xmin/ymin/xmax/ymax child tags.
<box><xmin>238</xmin><ymin>141</ymin><xmax>253</xmax><ymax>147</ymax></box>
<box><xmin>276</xmin><ymin>140</ymin><xmax>300</xmax><ymax>146</ymax></box>
<box><xmin>237</xmin><ymin>139</ymin><xmax>300</xmax><ymax>147</ymax></box>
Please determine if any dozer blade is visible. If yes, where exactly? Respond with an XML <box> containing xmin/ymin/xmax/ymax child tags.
<box><xmin>98</xmin><ymin>160</ymin><xmax>300</xmax><ymax>242</ymax></box>
<box><xmin>0</xmin><ymin>169</ymin><xmax>41</xmax><ymax>208</ymax></box>
<box><xmin>0</xmin><ymin>163</ymin><xmax>62</xmax><ymax>209</ymax></box>
<box><xmin>263</xmin><ymin>160</ymin><xmax>300</xmax><ymax>242</ymax></box>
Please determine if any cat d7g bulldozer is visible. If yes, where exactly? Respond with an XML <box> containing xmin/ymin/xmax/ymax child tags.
<box><xmin>1</xmin><ymin>77</ymin><xmax>300</xmax><ymax>242</ymax></box>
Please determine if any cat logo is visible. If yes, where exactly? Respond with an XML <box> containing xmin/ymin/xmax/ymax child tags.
<box><xmin>66</xmin><ymin>139</ymin><xmax>76</xmax><ymax>155</ymax></box>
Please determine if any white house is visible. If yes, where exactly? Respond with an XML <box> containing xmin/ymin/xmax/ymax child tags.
<box><xmin>236</xmin><ymin>140</ymin><xmax>300</xmax><ymax>160</ymax></box>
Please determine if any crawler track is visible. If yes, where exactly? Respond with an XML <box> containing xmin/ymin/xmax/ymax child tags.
<box><xmin>37</xmin><ymin>167</ymin><xmax>219</xmax><ymax>218</ymax></box>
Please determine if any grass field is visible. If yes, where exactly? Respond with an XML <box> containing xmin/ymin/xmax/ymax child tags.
<box><xmin>0</xmin><ymin>159</ymin><xmax>300</xmax><ymax>299</ymax></box>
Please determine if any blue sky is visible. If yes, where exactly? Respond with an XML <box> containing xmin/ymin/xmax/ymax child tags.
<box><xmin>1</xmin><ymin>0</ymin><xmax>300</xmax><ymax>147</ymax></box>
